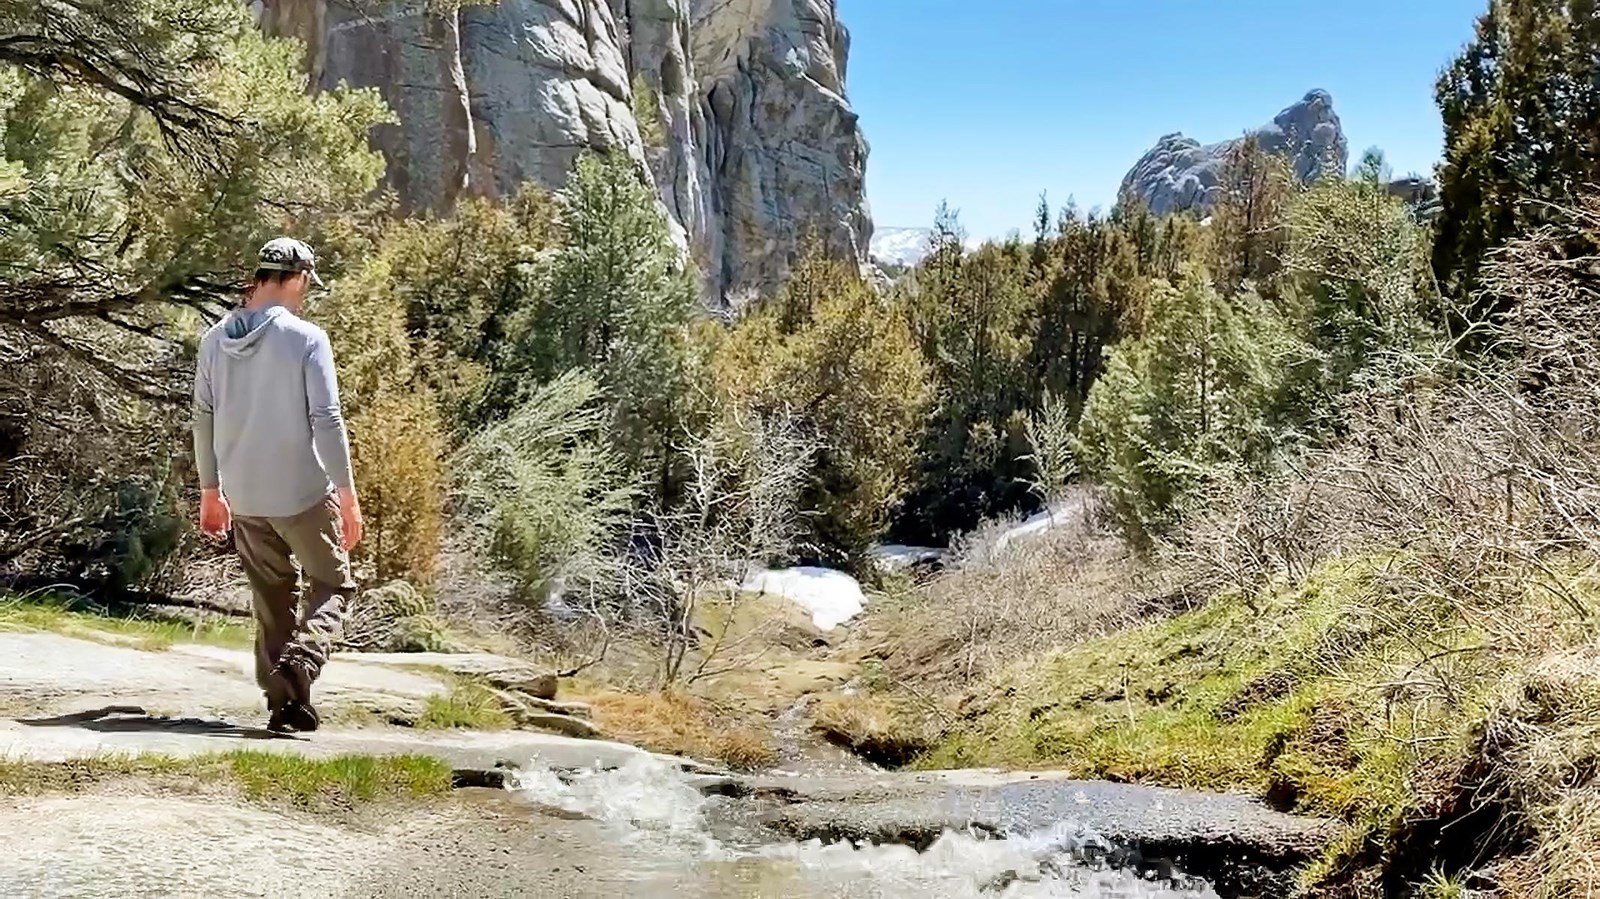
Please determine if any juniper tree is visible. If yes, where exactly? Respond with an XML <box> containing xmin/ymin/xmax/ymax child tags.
<box><xmin>0</xmin><ymin>0</ymin><xmax>388</xmax><ymax>587</ymax></box>
<box><xmin>1433</xmin><ymin>0</ymin><xmax>1600</xmax><ymax>316</ymax></box>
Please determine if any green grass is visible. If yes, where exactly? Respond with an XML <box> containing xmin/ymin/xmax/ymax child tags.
<box><xmin>1417</xmin><ymin>869</ymin><xmax>1469</xmax><ymax>899</ymax></box>
<box><xmin>0</xmin><ymin>593</ymin><xmax>252</xmax><ymax>651</ymax></box>
<box><xmin>224</xmin><ymin>751</ymin><xmax>453</xmax><ymax>805</ymax></box>
<box><xmin>0</xmin><ymin>753</ymin><xmax>196</xmax><ymax>793</ymax></box>
<box><xmin>918</xmin><ymin>553</ymin><xmax>1597</xmax><ymax>888</ymax></box>
<box><xmin>0</xmin><ymin>750</ymin><xmax>453</xmax><ymax>808</ymax></box>
<box><xmin>925</xmin><ymin>559</ymin><xmax>1470</xmax><ymax>804</ymax></box>
<box><xmin>414</xmin><ymin>678</ymin><xmax>513</xmax><ymax>731</ymax></box>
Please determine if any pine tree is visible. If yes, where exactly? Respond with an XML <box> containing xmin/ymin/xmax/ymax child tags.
<box><xmin>1207</xmin><ymin>135</ymin><xmax>1293</xmax><ymax>298</ymax></box>
<box><xmin>0</xmin><ymin>0</ymin><xmax>389</xmax><ymax>391</ymax></box>
<box><xmin>0</xmin><ymin>0</ymin><xmax>390</xmax><ymax>587</ymax></box>
<box><xmin>1076</xmin><ymin>272</ymin><xmax>1292</xmax><ymax>541</ymax></box>
<box><xmin>544</xmin><ymin>150</ymin><xmax>700</xmax><ymax>495</ymax></box>
<box><xmin>897</xmin><ymin>206</ymin><xmax>1035</xmax><ymax>537</ymax></box>
<box><xmin>1433</xmin><ymin>0</ymin><xmax>1600</xmax><ymax>314</ymax></box>
<box><xmin>1026</xmin><ymin>207</ymin><xmax>1135</xmax><ymax>410</ymax></box>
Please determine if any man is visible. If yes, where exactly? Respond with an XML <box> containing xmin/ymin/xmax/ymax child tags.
<box><xmin>192</xmin><ymin>237</ymin><xmax>363</xmax><ymax>734</ymax></box>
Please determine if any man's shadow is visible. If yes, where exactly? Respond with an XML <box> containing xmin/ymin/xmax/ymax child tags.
<box><xmin>14</xmin><ymin>705</ymin><xmax>298</xmax><ymax>741</ymax></box>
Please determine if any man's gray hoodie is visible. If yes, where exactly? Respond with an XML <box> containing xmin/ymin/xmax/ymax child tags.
<box><xmin>192</xmin><ymin>305</ymin><xmax>354</xmax><ymax>519</ymax></box>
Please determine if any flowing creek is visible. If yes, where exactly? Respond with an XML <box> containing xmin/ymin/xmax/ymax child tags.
<box><xmin>505</xmin><ymin>756</ymin><xmax>1221</xmax><ymax>898</ymax></box>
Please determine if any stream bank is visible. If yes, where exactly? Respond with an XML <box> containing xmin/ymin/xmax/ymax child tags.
<box><xmin>0</xmin><ymin>627</ymin><xmax>1334</xmax><ymax>897</ymax></box>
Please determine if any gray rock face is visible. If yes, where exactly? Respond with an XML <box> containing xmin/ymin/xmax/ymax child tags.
<box><xmin>254</xmin><ymin>0</ymin><xmax>871</xmax><ymax>306</ymax></box>
<box><xmin>1120</xmin><ymin>90</ymin><xmax>1349</xmax><ymax>217</ymax></box>
<box><xmin>252</xmin><ymin>0</ymin><xmax>480</xmax><ymax>216</ymax></box>
<box><xmin>689</xmin><ymin>0</ymin><xmax>872</xmax><ymax>305</ymax></box>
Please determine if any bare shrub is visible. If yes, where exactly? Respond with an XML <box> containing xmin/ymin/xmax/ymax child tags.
<box><xmin>445</xmin><ymin>377</ymin><xmax>820</xmax><ymax>687</ymax></box>
<box><xmin>0</xmin><ymin>345</ymin><xmax>190</xmax><ymax>595</ymax></box>
<box><xmin>625</xmin><ymin>409</ymin><xmax>816</xmax><ymax>685</ymax></box>
<box><xmin>1170</xmin><ymin>194</ymin><xmax>1600</xmax><ymax>632</ymax></box>
<box><xmin>879</xmin><ymin>484</ymin><xmax>1151</xmax><ymax>689</ymax></box>
<box><xmin>431</xmin><ymin>534</ymin><xmax>544</xmax><ymax>643</ymax></box>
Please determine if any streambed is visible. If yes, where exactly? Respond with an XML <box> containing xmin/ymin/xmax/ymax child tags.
<box><xmin>496</xmin><ymin>756</ymin><xmax>1231</xmax><ymax>898</ymax></box>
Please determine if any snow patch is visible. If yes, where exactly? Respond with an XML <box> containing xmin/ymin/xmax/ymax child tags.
<box><xmin>870</xmin><ymin>227</ymin><xmax>995</xmax><ymax>269</ymax></box>
<box><xmin>869</xmin><ymin>227</ymin><xmax>933</xmax><ymax>267</ymax></box>
<box><xmin>994</xmin><ymin>503</ymin><xmax>1083</xmax><ymax>551</ymax></box>
<box><xmin>741</xmin><ymin>566</ymin><xmax>865</xmax><ymax>631</ymax></box>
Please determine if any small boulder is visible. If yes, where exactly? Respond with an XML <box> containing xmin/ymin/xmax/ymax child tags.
<box><xmin>519</xmin><ymin>712</ymin><xmax>602</xmax><ymax>740</ymax></box>
<box><xmin>484</xmin><ymin>668</ymin><xmax>558</xmax><ymax>700</ymax></box>
<box><xmin>520</xmin><ymin>696</ymin><xmax>593</xmax><ymax>719</ymax></box>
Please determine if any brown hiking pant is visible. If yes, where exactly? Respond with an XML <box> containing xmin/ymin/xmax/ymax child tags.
<box><xmin>232</xmin><ymin>494</ymin><xmax>352</xmax><ymax>707</ymax></box>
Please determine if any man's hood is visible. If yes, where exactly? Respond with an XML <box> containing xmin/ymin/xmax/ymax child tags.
<box><xmin>219</xmin><ymin>305</ymin><xmax>287</xmax><ymax>357</ymax></box>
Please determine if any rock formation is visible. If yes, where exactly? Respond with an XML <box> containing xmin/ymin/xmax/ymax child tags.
<box><xmin>1119</xmin><ymin>90</ymin><xmax>1348</xmax><ymax>217</ymax></box>
<box><xmin>252</xmin><ymin>0</ymin><xmax>872</xmax><ymax>306</ymax></box>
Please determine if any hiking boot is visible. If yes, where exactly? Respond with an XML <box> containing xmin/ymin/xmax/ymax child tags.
<box><xmin>273</xmin><ymin>656</ymin><xmax>313</xmax><ymax>703</ymax></box>
<box><xmin>267</xmin><ymin>700</ymin><xmax>320</xmax><ymax>734</ymax></box>
<box><xmin>264</xmin><ymin>669</ymin><xmax>294</xmax><ymax>714</ymax></box>
<box><xmin>266</xmin><ymin>656</ymin><xmax>318</xmax><ymax>733</ymax></box>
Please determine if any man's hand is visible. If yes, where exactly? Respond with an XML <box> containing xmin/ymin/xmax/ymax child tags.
<box><xmin>199</xmin><ymin>488</ymin><xmax>231</xmax><ymax>539</ymax></box>
<box><xmin>337</xmin><ymin>487</ymin><xmax>364</xmax><ymax>551</ymax></box>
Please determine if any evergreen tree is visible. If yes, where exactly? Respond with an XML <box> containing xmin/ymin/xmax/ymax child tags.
<box><xmin>329</xmin><ymin>188</ymin><xmax>560</xmax><ymax>432</ymax></box>
<box><xmin>895</xmin><ymin>206</ymin><xmax>1036</xmax><ymax>538</ymax></box>
<box><xmin>0</xmin><ymin>0</ymin><xmax>388</xmax><ymax>392</ymax></box>
<box><xmin>716</xmin><ymin>255</ymin><xmax>931</xmax><ymax>557</ymax></box>
<box><xmin>0</xmin><ymin>0</ymin><xmax>389</xmax><ymax>588</ymax></box>
<box><xmin>1207</xmin><ymin>135</ymin><xmax>1294</xmax><ymax>298</ymax></box>
<box><xmin>1076</xmin><ymin>272</ymin><xmax>1292</xmax><ymax>541</ymax></box>
<box><xmin>1283</xmin><ymin>172</ymin><xmax>1440</xmax><ymax>430</ymax></box>
<box><xmin>542</xmin><ymin>151</ymin><xmax>700</xmax><ymax>495</ymax></box>
<box><xmin>1433</xmin><ymin>0</ymin><xmax>1600</xmax><ymax>313</ymax></box>
<box><xmin>1353</xmin><ymin>146</ymin><xmax>1392</xmax><ymax>183</ymax></box>
<box><xmin>1026</xmin><ymin>207</ymin><xmax>1136</xmax><ymax>409</ymax></box>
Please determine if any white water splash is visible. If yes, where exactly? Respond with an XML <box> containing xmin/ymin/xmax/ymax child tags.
<box><xmin>508</xmin><ymin>755</ymin><xmax>716</xmax><ymax>854</ymax></box>
<box><xmin>508</xmin><ymin>757</ymin><xmax>1219</xmax><ymax>898</ymax></box>
<box><xmin>750</xmin><ymin>823</ymin><xmax>1219</xmax><ymax>898</ymax></box>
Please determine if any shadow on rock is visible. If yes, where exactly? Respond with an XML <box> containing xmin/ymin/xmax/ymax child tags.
<box><xmin>14</xmin><ymin>705</ymin><xmax>293</xmax><ymax>741</ymax></box>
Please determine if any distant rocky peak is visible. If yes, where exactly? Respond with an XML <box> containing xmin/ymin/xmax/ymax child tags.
<box><xmin>1119</xmin><ymin>90</ymin><xmax>1348</xmax><ymax>217</ymax></box>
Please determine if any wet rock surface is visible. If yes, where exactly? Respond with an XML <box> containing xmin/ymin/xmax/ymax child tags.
<box><xmin>0</xmin><ymin>632</ymin><xmax>451</xmax><ymax>721</ymax></box>
<box><xmin>0</xmin><ymin>632</ymin><xmax>670</xmax><ymax>772</ymax></box>
<box><xmin>0</xmin><ymin>706</ymin><xmax>707</xmax><ymax>774</ymax></box>
<box><xmin>751</xmin><ymin>770</ymin><xmax>1335</xmax><ymax>896</ymax></box>
<box><xmin>338</xmin><ymin>649</ymin><xmax>559</xmax><ymax>698</ymax></box>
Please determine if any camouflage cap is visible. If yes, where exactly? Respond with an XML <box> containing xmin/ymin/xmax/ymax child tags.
<box><xmin>256</xmin><ymin>236</ymin><xmax>324</xmax><ymax>287</ymax></box>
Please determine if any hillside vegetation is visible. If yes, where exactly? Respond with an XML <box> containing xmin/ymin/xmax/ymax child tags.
<box><xmin>844</xmin><ymin>4</ymin><xmax>1600</xmax><ymax>892</ymax></box>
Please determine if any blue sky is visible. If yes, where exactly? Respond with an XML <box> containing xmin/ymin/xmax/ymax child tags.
<box><xmin>838</xmin><ymin>0</ymin><xmax>1485</xmax><ymax>240</ymax></box>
